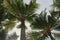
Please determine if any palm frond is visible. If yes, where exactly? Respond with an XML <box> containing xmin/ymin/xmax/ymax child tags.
<box><xmin>26</xmin><ymin>31</ymin><xmax>46</xmax><ymax>40</ymax></box>
<box><xmin>2</xmin><ymin>20</ymin><xmax>16</xmax><ymax>31</ymax></box>
<box><xmin>31</xmin><ymin>9</ymin><xmax>48</xmax><ymax>29</ymax></box>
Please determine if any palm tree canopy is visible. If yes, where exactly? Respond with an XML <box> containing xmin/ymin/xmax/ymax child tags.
<box><xmin>0</xmin><ymin>0</ymin><xmax>5</xmax><ymax>23</ymax></box>
<box><xmin>53</xmin><ymin>0</ymin><xmax>60</xmax><ymax>9</ymax></box>
<box><xmin>51</xmin><ymin>0</ymin><xmax>60</xmax><ymax>30</ymax></box>
<box><xmin>31</xmin><ymin>9</ymin><xmax>58</xmax><ymax>30</ymax></box>
<box><xmin>3</xmin><ymin>0</ymin><xmax>38</xmax><ymax>29</ymax></box>
<box><xmin>52</xmin><ymin>0</ymin><xmax>60</xmax><ymax>17</ymax></box>
<box><xmin>3</xmin><ymin>0</ymin><xmax>38</xmax><ymax>22</ymax></box>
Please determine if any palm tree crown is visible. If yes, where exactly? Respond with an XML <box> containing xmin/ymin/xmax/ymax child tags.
<box><xmin>3</xmin><ymin>0</ymin><xmax>38</xmax><ymax>40</ymax></box>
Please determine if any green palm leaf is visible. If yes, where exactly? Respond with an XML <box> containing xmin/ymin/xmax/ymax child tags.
<box><xmin>1</xmin><ymin>20</ymin><xmax>16</xmax><ymax>31</ymax></box>
<box><xmin>54</xmin><ymin>33</ymin><xmax>60</xmax><ymax>40</ymax></box>
<box><xmin>26</xmin><ymin>31</ymin><xmax>47</xmax><ymax>40</ymax></box>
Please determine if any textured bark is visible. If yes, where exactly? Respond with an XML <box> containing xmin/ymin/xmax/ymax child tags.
<box><xmin>20</xmin><ymin>26</ymin><xmax>26</xmax><ymax>40</ymax></box>
<box><xmin>0</xmin><ymin>27</ymin><xmax>6</xmax><ymax>40</ymax></box>
<box><xmin>20</xmin><ymin>19</ymin><xmax>26</xmax><ymax>40</ymax></box>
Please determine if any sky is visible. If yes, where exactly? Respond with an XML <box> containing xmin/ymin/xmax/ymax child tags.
<box><xmin>8</xmin><ymin>0</ymin><xmax>53</xmax><ymax>40</ymax></box>
<box><xmin>36</xmin><ymin>0</ymin><xmax>53</xmax><ymax>13</ymax></box>
<box><xmin>24</xmin><ymin>0</ymin><xmax>53</xmax><ymax>13</ymax></box>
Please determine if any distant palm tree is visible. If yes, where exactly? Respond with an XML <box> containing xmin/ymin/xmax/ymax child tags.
<box><xmin>52</xmin><ymin>0</ymin><xmax>60</xmax><ymax>16</ymax></box>
<box><xmin>53</xmin><ymin>0</ymin><xmax>60</xmax><ymax>10</ymax></box>
<box><xmin>51</xmin><ymin>0</ymin><xmax>60</xmax><ymax>30</ymax></box>
<box><xmin>0</xmin><ymin>0</ymin><xmax>7</xmax><ymax>40</ymax></box>
<box><xmin>0</xmin><ymin>0</ymin><xmax>16</xmax><ymax>40</ymax></box>
<box><xmin>3</xmin><ymin>0</ymin><xmax>38</xmax><ymax>40</ymax></box>
<box><xmin>31</xmin><ymin>9</ymin><xmax>60</xmax><ymax>40</ymax></box>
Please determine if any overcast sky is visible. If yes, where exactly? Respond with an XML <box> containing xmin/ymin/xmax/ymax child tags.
<box><xmin>24</xmin><ymin>0</ymin><xmax>53</xmax><ymax>13</ymax></box>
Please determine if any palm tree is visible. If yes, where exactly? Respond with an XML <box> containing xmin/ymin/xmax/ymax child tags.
<box><xmin>0</xmin><ymin>0</ymin><xmax>5</xmax><ymax>24</ymax></box>
<box><xmin>52</xmin><ymin>0</ymin><xmax>60</xmax><ymax>16</ymax></box>
<box><xmin>0</xmin><ymin>0</ymin><xmax>17</xmax><ymax>40</ymax></box>
<box><xmin>31</xmin><ymin>9</ymin><xmax>60</xmax><ymax>40</ymax></box>
<box><xmin>53</xmin><ymin>0</ymin><xmax>60</xmax><ymax>10</ymax></box>
<box><xmin>50</xmin><ymin>0</ymin><xmax>60</xmax><ymax>31</ymax></box>
<box><xmin>0</xmin><ymin>0</ymin><xmax>7</xmax><ymax>40</ymax></box>
<box><xmin>3</xmin><ymin>0</ymin><xmax>38</xmax><ymax>40</ymax></box>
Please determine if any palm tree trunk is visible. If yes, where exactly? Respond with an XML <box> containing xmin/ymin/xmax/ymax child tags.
<box><xmin>49</xmin><ymin>34</ymin><xmax>55</xmax><ymax>40</ymax></box>
<box><xmin>20</xmin><ymin>19</ymin><xmax>26</xmax><ymax>40</ymax></box>
<box><xmin>0</xmin><ymin>30</ymin><xmax>6</xmax><ymax>40</ymax></box>
<box><xmin>44</xmin><ymin>27</ymin><xmax>55</xmax><ymax>40</ymax></box>
<box><xmin>0</xmin><ymin>21</ymin><xmax>7</xmax><ymax>40</ymax></box>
